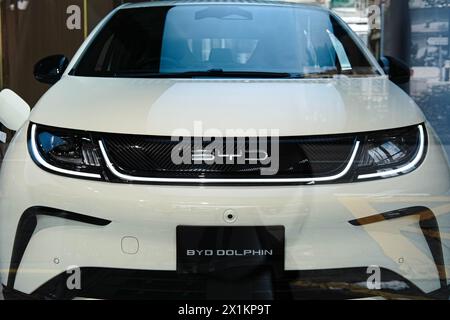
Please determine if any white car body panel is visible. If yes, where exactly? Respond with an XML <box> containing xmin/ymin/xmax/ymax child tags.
<box><xmin>31</xmin><ymin>76</ymin><xmax>424</xmax><ymax>136</ymax></box>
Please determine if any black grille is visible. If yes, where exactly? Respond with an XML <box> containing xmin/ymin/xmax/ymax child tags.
<box><xmin>101</xmin><ymin>133</ymin><xmax>357</xmax><ymax>180</ymax></box>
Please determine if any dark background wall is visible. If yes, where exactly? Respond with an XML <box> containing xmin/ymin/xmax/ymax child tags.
<box><xmin>383</xmin><ymin>0</ymin><xmax>411</xmax><ymax>64</ymax></box>
<box><xmin>0</xmin><ymin>0</ymin><xmax>153</xmax><ymax>106</ymax></box>
<box><xmin>0</xmin><ymin>0</ymin><xmax>117</xmax><ymax>106</ymax></box>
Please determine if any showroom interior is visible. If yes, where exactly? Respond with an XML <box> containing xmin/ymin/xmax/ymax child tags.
<box><xmin>0</xmin><ymin>0</ymin><xmax>449</xmax><ymax>301</ymax></box>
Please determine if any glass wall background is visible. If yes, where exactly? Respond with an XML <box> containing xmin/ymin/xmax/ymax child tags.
<box><xmin>409</xmin><ymin>0</ymin><xmax>450</xmax><ymax>162</ymax></box>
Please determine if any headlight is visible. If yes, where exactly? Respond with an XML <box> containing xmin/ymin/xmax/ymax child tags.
<box><xmin>355</xmin><ymin>124</ymin><xmax>426</xmax><ymax>180</ymax></box>
<box><xmin>29</xmin><ymin>123</ymin><xmax>103</xmax><ymax>179</ymax></box>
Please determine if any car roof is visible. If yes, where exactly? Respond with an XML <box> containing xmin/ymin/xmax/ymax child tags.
<box><xmin>121</xmin><ymin>0</ymin><xmax>329</xmax><ymax>11</ymax></box>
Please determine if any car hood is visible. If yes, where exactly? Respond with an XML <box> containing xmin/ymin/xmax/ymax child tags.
<box><xmin>30</xmin><ymin>76</ymin><xmax>425</xmax><ymax>136</ymax></box>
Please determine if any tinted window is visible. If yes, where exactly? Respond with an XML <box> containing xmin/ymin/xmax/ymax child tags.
<box><xmin>73</xmin><ymin>5</ymin><xmax>378</xmax><ymax>78</ymax></box>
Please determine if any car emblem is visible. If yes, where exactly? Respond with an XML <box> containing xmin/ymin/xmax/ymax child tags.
<box><xmin>217</xmin><ymin>151</ymin><xmax>244</xmax><ymax>161</ymax></box>
<box><xmin>191</xmin><ymin>150</ymin><xmax>269</xmax><ymax>162</ymax></box>
<box><xmin>191</xmin><ymin>150</ymin><xmax>215</xmax><ymax>162</ymax></box>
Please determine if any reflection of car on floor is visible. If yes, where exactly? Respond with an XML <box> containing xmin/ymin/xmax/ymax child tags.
<box><xmin>0</xmin><ymin>1</ymin><xmax>449</xmax><ymax>299</ymax></box>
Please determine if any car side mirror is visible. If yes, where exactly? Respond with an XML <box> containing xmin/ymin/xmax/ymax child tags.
<box><xmin>0</xmin><ymin>89</ymin><xmax>31</xmax><ymax>131</ymax></box>
<box><xmin>34</xmin><ymin>55</ymin><xmax>70</xmax><ymax>85</ymax></box>
<box><xmin>379</xmin><ymin>55</ymin><xmax>411</xmax><ymax>85</ymax></box>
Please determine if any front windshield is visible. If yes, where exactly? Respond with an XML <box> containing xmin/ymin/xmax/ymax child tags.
<box><xmin>72</xmin><ymin>4</ymin><xmax>379</xmax><ymax>78</ymax></box>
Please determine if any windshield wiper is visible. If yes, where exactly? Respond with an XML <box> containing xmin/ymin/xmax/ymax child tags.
<box><xmin>113</xmin><ymin>69</ymin><xmax>304</xmax><ymax>79</ymax></box>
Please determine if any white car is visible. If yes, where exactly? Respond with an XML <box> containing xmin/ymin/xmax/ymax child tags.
<box><xmin>0</xmin><ymin>1</ymin><xmax>449</xmax><ymax>300</ymax></box>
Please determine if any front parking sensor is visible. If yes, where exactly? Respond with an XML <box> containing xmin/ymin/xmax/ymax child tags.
<box><xmin>223</xmin><ymin>209</ymin><xmax>238</xmax><ymax>224</ymax></box>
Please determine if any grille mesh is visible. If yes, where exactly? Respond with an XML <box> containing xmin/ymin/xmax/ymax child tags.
<box><xmin>101</xmin><ymin>134</ymin><xmax>357</xmax><ymax>180</ymax></box>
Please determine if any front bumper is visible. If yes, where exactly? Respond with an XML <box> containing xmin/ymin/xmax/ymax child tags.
<box><xmin>1</xmin><ymin>123</ymin><xmax>450</xmax><ymax>299</ymax></box>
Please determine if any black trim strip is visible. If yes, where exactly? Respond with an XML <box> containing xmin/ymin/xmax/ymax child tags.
<box><xmin>349</xmin><ymin>206</ymin><xmax>447</xmax><ymax>289</ymax></box>
<box><xmin>7</xmin><ymin>207</ymin><xmax>111</xmax><ymax>289</ymax></box>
